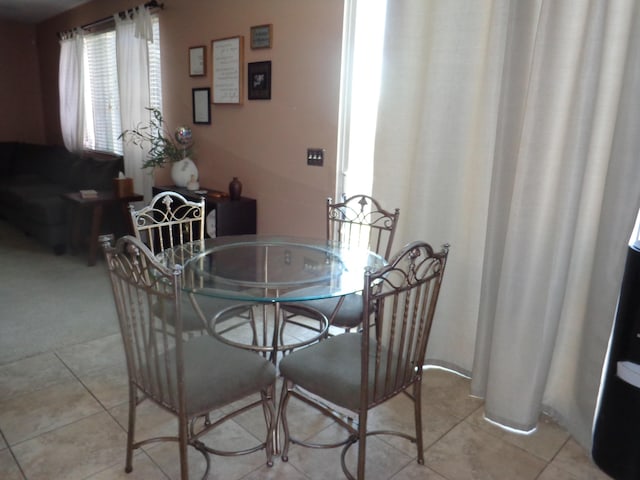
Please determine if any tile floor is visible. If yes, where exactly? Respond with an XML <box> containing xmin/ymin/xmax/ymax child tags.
<box><xmin>0</xmin><ymin>331</ymin><xmax>612</xmax><ymax>480</ymax></box>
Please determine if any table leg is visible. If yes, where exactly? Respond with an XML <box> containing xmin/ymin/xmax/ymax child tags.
<box><xmin>271</xmin><ymin>302</ymin><xmax>281</xmax><ymax>454</ymax></box>
<box><xmin>87</xmin><ymin>204</ymin><xmax>104</xmax><ymax>266</ymax></box>
<box><xmin>261</xmin><ymin>304</ymin><xmax>270</xmax><ymax>360</ymax></box>
<box><xmin>270</xmin><ymin>302</ymin><xmax>281</xmax><ymax>364</ymax></box>
<box><xmin>69</xmin><ymin>205</ymin><xmax>82</xmax><ymax>255</ymax></box>
<box><xmin>119</xmin><ymin>200</ymin><xmax>135</xmax><ymax>235</ymax></box>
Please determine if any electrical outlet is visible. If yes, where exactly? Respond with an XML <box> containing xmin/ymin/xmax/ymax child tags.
<box><xmin>307</xmin><ymin>148</ymin><xmax>324</xmax><ymax>166</ymax></box>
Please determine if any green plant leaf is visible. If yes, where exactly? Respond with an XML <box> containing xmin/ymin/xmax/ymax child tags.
<box><xmin>120</xmin><ymin>107</ymin><xmax>192</xmax><ymax>169</ymax></box>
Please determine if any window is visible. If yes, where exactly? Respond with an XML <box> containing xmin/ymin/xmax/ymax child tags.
<box><xmin>82</xmin><ymin>16</ymin><xmax>162</xmax><ymax>154</ymax></box>
<box><xmin>337</xmin><ymin>0</ymin><xmax>387</xmax><ymax>198</ymax></box>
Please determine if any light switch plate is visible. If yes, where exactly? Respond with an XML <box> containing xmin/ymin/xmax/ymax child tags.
<box><xmin>307</xmin><ymin>148</ymin><xmax>324</xmax><ymax>166</ymax></box>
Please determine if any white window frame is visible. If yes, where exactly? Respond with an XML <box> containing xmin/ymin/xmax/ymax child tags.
<box><xmin>337</xmin><ymin>0</ymin><xmax>387</xmax><ymax>199</ymax></box>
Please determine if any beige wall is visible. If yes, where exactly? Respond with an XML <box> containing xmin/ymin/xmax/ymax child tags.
<box><xmin>0</xmin><ymin>19</ymin><xmax>45</xmax><ymax>143</ymax></box>
<box><xmin>33</xmin><ymin>0</ymin><xmax>344</xmax><ymax>237</ymax></box>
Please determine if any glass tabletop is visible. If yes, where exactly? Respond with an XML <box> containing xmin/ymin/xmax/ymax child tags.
<box><xmin>161</xmin><ymin>234</ymin><xmax>386</xmax><ymax>302</ymax></box>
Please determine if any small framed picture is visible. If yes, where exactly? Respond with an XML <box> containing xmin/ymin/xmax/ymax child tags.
<box><xmin>189</xmin><ymin>45</ymin><xmax>206</xmax><ymax>76</ymax></box>
<box><xmin>192</xmin><ymin>87</ymin><xmax>211</xmax><ymax>124</ymax></box>
<box><xmin>248</xmin><ymin>61</ymin><xmax>271</xmax><ymax>100</ymax></box>
<box><xmin>250</xmin><ymin>24</ymin><xmax>272</xmax><ymax>49</ymax></box>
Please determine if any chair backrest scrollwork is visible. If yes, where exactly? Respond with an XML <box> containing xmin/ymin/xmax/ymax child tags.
<box><xmin>326</xmin><ymin>194</ymin><xmax>400</xmax><ymax>260</ymax></box>
<box><xmin>102</xmin><ymin>235</ymin><xmax>186</xmax><ymax>413</ymax></box>
<box><xmin>362</xmin><ymin>241</ymin><xmax>449</xmax><ymax>407</ymax></box>
<box><xmin>130</xmin><ymin>191</ymin><xmax>205</xmax><ymax>257</ymax></box>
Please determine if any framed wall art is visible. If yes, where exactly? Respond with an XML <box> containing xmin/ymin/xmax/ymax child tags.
<box><xmin>192</xmin><ymin>87</ymin><xmax>211</xmax><ymax>124</ymax></box>
<box><xmin>250</xmin><ymin>24</ymin><xmax>272</xmax><ymax>49</ymax></box>
<box><xmin>212</xmin><ymin>36</ymin><xmax>244</xmax><ymax>104</ymax></box>
<box><xmin>248</xmin><ymin>61</ymin><xmax>271</xmax><ymax>100</ymax></box>
<box><xmin>189</xmin><ymin>45</ymin><xmax>206</xmax><ymax>76</ymax></box>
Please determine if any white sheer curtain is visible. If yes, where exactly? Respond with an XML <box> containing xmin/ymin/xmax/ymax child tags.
<box><xmin>372</xmin><ymin>0</ymin><xmax>640</xmax><ymax>448</ymax></box>
<box><xmin>58</xmin><ymin>29</ymin><xmax>85</xmax><ymax>153</ymax></box>
<box><xmin>115</xmin><ymin>6</ymin><xmax>153</xmax><ymax>201</ymax></box>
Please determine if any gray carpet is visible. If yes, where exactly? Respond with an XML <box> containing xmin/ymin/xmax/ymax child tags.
<box><xmin>0</xmin><ymin>219</ymin><xmax>119</xmax><ymax>365</ymax></box>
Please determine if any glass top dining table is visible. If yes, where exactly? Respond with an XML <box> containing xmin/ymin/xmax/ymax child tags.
<box><xmin>160</xmin><ymin>234</ymin><xmax>386</xmax><ymax>303</ymax></box>
<box><xmin>160</xmin><ymin>235</ymin><xmax>386</xmax><ymax>360</ymax></box>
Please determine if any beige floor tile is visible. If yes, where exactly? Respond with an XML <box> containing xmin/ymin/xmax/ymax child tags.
<box><xmin>466</xmin><ymin>407</ymin><xmax>570</xmax><ymax>461</ymax></box>
<box><xmin>242</xmin><ymin>458</ymin><xmax>309</xmax><ymax>479</ymax></box>
<box><xmin>549</xmin><ymin>438</ymin><xmax>612</xmax><ymax>479</ymax></box>
<box><xmin>215</xmin><ymin>388</ymin><xmax>277</xmax><ymax>441</ymax></box>
<box><xmin>391</xmin><ymin>461</ymin><xmax>447</xmax><ymax>480</ymax></box>
<box><xmin>284</xmin><ymin>422</ymin><xmax>414</xmax><ymax>480</ymax></box>
<box><xmin>538</xmin><ymin>463</ymin><xmax>585</xmax><ymax>480</ymax></box>
<box><xmin>110</xmin><ymin>395</ymin><xmax>274</xmax><ymax>474</ymax></box>
<box><xmin>78</xmin><ymin>363</ymin><xmax>129</xmax><ymax>409</ymax></box>
<box><xmin>0</xmin><ymin>324</ymin><xmax>605</xmax><ymax>480</ymax></box>
<box><xmin>421</xmin><ymin>367</ymin><xmax>484</xmax><ymax>419</ymax></box>
<box><xmin>367</xmin><ymin>393</ymin><xmax>462</xmax><ymax>452</ymax></box>
<box><xmin>109</xmin><ymin>399</ymin><xmax>178</xmax><ymax>444</ymax></box>
<box><xmin>424</xmin><ymin>420</ymin><xmax>547</xmax><ymax>480</ymax></box>
<box><xmin>215</xmin><ymin>311</ymin><xmax>325</xmax><ymax>358</ymax></box>
<box><xmin>145</xmin><ymin>419</ymin><xmax>272</xmax><ymax>480</ymax></box>
<box><xmin>56</xmin><ymin>334</ymin><xmax>125</xmax><ymax>377</ymax></box>
<box><xmin>276</xmin><ymin>393</ymin><xmax>339</xmax><ymax>442</ymax></box>
<box><xmin>0</xmin><ymin>448</ymin><xmax>24</xmax><ymax>480</ymax></box>
<box><xmin>11</xmin><ymin>412</ymin><xmax>126</xmax><ymax>480</ymax></box>
<box><xmin>110</xmin><ymin>386</ymin><xmax>277</xmax><ymax>479</ymax></box>
<box><xmin>280</xmin><ymin>317</ymin><xmax>328</xmax><ymax>344</ymax></box>
<box><xmin>86</xmin><ymin>452</ymin><xmax>170</xmax><ymax>479</ymax></box>
<box><xmin>0</xmin><ymin>378</ymin><xmax>102</xmax><ymax>445</ymax></box>
<box><xmin>0</xmin><ymin>352</ymin><xmax>74</xmax><ymax>401</ymax></box>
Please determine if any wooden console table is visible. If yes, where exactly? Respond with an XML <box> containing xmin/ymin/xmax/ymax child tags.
<box><xmin>62</xmin><ymin>190</ymin><xmax>143</xmax><ymax>266</ymax></box>
<box><xmin>152</xmin><ymin>185</ymin><xmax>256</xmax><ymax>237</ymax></box>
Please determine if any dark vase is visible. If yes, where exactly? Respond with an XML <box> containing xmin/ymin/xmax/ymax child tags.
<box><xmin>229</xmin><ymin>177</ymin><xmax>242</xmax><ymax>200</ymax></box>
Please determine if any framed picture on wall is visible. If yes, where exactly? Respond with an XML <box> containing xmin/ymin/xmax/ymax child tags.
<box><xmin>212</xmin><ymin>36</ymin><xmax>244</xmax><ymax>104</ymax></box>
<box><xmin>250</xmin><ymin>24</ymin><xmax>272</xmax><ymax>49</ymax></box>
<box><xmin>189</xmin><ymin>45</ymin><xmax>206</xmax><ymax>76</ymax></box>
<box><xmin>248</xmin><ymin>61</ymin><xmax>271</xmax><ymax>100</ymax></box>
<box><xmin>192</xmin><ymin>87</ymin><xmax>211</xmax><ymax>124</ymax></box>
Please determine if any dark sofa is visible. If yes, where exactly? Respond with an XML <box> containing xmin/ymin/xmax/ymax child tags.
<box><xmin>0</xmin><ymin>142</ymin><xmax>124</xmax><ymax>254</ymax></box>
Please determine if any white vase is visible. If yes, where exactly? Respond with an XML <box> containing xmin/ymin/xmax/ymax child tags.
<box><xmin>170</xmin><ymin>158</ymin><xmax>198</xmax><ymax>187</ymax></box>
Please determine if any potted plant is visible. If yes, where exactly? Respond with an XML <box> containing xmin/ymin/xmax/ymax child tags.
<box><xmin>119</xmin><ymin>107</ymin><xmax>198</xmax><ymax>187</ymax></box>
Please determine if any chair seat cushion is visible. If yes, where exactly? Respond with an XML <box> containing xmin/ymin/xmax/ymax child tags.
<box><xmin>282</xmin><ymin>288</ymin><xmax>364</xmax><ymax>329</ymax></box>
<box><xmin>156</xmin><ymin>335</ymin><xmax>275</xmax><ymax>416</ymax></box>
<box><xmin>153</xmin><ymin>295</ymin><xmax>254</xmax><ymax>332</ymax></box>
<box><xmin>280</xmin><ymin>333</ymin><xmax>400</xmax><ymax>412</ymax></box>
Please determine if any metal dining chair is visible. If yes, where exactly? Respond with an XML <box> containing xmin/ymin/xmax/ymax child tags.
<box><xmin>278</xmin><ymin>241</ymin><xmax>449</xmax><ymax>479</ymax></box>
<box><xmin>102</xmin><ymin>235</ymin><xmax>276</xmax><ymax>479</ymax></box>
<box><xmin>281</xmin><ymin>194</ymin><xmax>400</xmax><ymax>333</ymax></box>
<box><xmin>130</xmin><ymin>190</ymin><xmax>255</xmax><ymax>336</ymax></box>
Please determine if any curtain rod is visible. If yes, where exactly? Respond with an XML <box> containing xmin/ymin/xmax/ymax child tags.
<box><xmin>57</xmin><ymin>1</ymin><xmax>163</xmax><ymax>39</ymax></box>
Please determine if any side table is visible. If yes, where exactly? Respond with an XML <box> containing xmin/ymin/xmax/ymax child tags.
<box><xmin>152</xmin><ymin>185</ymin><xmax>257</xmax><ymax>236</ymax></box>
<box><xmin>62</xmin><ymin>191</ymin><xmax>143</xmax><ymax>266</ymax></box>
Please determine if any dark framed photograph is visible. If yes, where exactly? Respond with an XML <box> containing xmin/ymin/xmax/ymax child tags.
<box><xmin>250</xmin><ymin>24</ymin><xmax>272</xmax><ymax>49</ymax></box>
<box><xmin>192</xmin><ymin>87</ymin><xmax>211</xmax><ymax>124</ymax></box>
<box><xmin>247</xmin><ymin>61</ymin><xmax>271</xmax><ymax>100</ymax></box>
<box><xmin>189</xmin><ymin>45</ymin><xmax>206</xmax><ymax>76</ymax></box>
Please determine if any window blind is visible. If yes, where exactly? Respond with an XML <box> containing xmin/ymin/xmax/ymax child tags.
<box><xmin>82</xmin><ymin>15</ymin><xmax>161</xmax><ymax>155</ymax></box>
